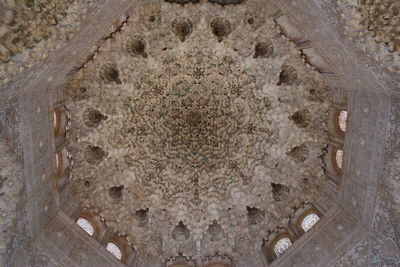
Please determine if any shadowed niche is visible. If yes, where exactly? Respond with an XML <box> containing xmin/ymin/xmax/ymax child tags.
<box><xmin>127</xmin><ymin>37</ymin><xmax>148</xmax><ymax>58</ymax></box>
<box><xmin>84</xmin><ymin>145</ymin><xmax>107</xmax><ymax>165</ymax></box>
<box><xmin>109</xmin><ymin>185</ymin><xmax>124</xmax><ymax>199</ymax></box>
<box><xmin>83</xmin><ymin>108</ymin><xmax>108</xmax><ymax>128</ymax></box>
<box><xmin>172</xmin><ymin>17</ymin><xmax>193</xmax><ymax>42</ymax></box>
<box><xmin>172</xmin><ymin>221</ymin><xmax>190</xmax><ymax>241</ymax></box>
<box><xmin>134</xmin><ymin>208</ymin><xmax>149</xmax><ymax>227</ymax></box>
<box><xmin>247</xmin><ymin>206</ymin><xmax>265</xmax><ymax>224</ymax></box>
<box><xmin>287</xmin><ymin>144</ymin><xmax>309</xmax><ymax>163</ymax></box>
<box><xmin>210</xmin><ymin>18</ymin><xmax>231</xmax><ymax>42</ymax></box>
<box><xmin>290</xmin><ymin>109</ymin><xmax>311</xmax><ymax>128</ymax></box>
<box><xmin>277</xmin><ymin>65</ymin><xmax>297</xmax><ymax>86</ymax></box>
<box><xmin>271</xmin><ymin>183</ymin><xmax>290</xmax><ymax>201</ymax></box>
<box><xmin>100</xmin><ymin>64</ymin><xmax>122</xmax><ymax>84</ymax></box>
<box><xmin>254</xmin><ymin>41</ymin><xmax>274</xmax><ymax>58</ymax></box>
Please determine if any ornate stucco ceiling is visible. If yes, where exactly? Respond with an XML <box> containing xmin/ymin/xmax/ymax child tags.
<box><xmin>63</xmin><ymin>0</ymin><xmax>331</xmax><ymax>263</ymax></box>
<box><xmin>1</xmin><ymin>0</ymin><xmax>400</xmax><ymax>266</ymax></box>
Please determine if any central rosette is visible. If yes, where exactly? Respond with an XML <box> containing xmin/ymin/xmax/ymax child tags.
<box><xmin>186</xmin><ymin>111</ymin><xmax>201</xmax><ymax>127</ymax></box>
<box><xmin>116</xmin><ymin>51</ymin><xmax>273</xmax><ymax>185</ymax></box>
<box><xmin>157</xmin><ymin>85</ymin><xmax>239</xmax><ymax>169</ymax></box>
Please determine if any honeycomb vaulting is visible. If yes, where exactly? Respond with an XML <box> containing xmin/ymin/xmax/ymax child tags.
<box><xmin>64</xmin><ymin>0</ymin><xmax>331</xmax><ymax>263</ymax></box>
<box><xmin>338</xmin><ymin>0</ymin><xmax>400</xmax><ymax>73</ymax></box>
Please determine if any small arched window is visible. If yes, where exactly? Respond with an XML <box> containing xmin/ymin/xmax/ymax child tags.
<box><xmin>76</xmin><ymin>218</ymin><xmax>95</xmax><ymax>236</ymax></box>
<box><xmin>107</xmin><ymin>242</ymin><xmax>123</xmax><ymax>260</ymax></box>
<box><xmin>273</xmin><ymin>237</ymin><xmax>292</xmax><ymax>257</ymax></box>
<box><xmin>55</xmin><ymin>152</ymin><xmax>62</xmax><ymax>173</ymax></box>
<box><xmin>338</xmin><ymin>110</ymin><xmax>348</xmax><ymax>132</ymax></box>
<box><xmin>54</xmin><ymin>147</ymin><xmax>70</xmax><ymax>189</ymax></box>
<box><xmin>52</xmin><ymin>106</ymin><xmax>67</xmax><ymax>139</ymax></box>
<box><xmin>300</xmin><ymin>213</ymin><xmax>320</xmax><ymax>232</ymax></box>
<box><xmin>105</xmin><ymin>235</ymin><xmax>136</xmax><ymax>264</ymax></box>
<box><xmin>53</xmin><ymin>110</ymin><xmax>60</xmax><ymax>133</ymax></box>
<box><xmin>335</xmin><ymin>148</ymin><xmax>344</xmax><ymax>171</ymax></box>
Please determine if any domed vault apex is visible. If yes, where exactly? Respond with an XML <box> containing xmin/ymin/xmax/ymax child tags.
<box><xmin>64</xmin><ymin>0</ymin><xmax>331</xmax><ymax>263</ymax></box>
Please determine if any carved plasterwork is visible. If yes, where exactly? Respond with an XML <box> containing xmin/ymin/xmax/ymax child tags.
<box><xmin>64</xmin><ymin>0</ymin><xmax>331</xmax><ymax>263</ymax></box>
<box><xmin>0</xmin><ymin>0</ymin><xmax>96</xmax><ymax>84</ymax></box>
<box><xmin>0</xmin><ymin>139</ymin><xmax>23</xmax><ymax>264</ymax></box>
<box><xmin>337</xmin><ymin>0</ymin><xmax>400</xmax><ymax>73</ymax></box>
